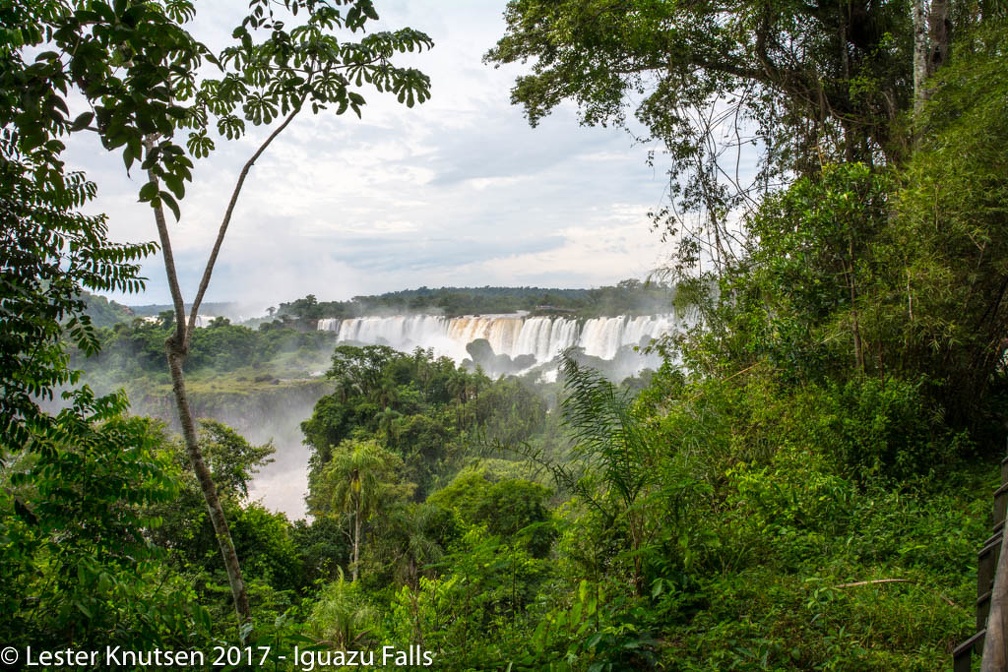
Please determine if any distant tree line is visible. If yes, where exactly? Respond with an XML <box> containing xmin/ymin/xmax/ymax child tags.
<box><xmin>276</xmin><ymin>279</ymin><xmax>676</xmax><ymax>323</ymax></box>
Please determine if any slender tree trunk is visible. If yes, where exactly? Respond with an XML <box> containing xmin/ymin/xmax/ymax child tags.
<box><xmin>352</xmin><ymin>494</ymin><xmax>362</xmax><ymax>582</ymax></box>
<box><xmin>145</xmin><ymin>151</ymin><xmax>252</xmax><ymax>630</ymax></box>
<box><xmin>630</xmin><ymin>514</ymin><xmax>644</xmax><ymax>595</ymax></box>
<box><xmin>166</xmin><ymin>340</ymin><xmax>251</xmax><ymax>625</ymax></box>
<box><xmin>139</xmin><ymin>104</ymin><xmax>303</xmax><ymax>633</ymax></box>
<box><xmin>913</xmin><ymin>0</ymin><xmax>950</xmax><ymax>114</ymax></box>
<box><xmin>912</xmin><ymin>0</ymin><xmax>929</xmax><ymax>114</ymax></box>
<box><xmin>927</xmin><ymin>0</ymin><xmax>950</xmax><ymax>75</ymax></box>
<box><xmin>845</xmin><ymin>240</ymin><xmax>865</xmax><ymax>374</ymax></box>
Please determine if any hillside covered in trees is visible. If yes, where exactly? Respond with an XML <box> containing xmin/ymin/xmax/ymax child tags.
<box><xmin>4</xmin><ymin>0</ymin><xmax>1008</xmax><ymax>671</ymax></box>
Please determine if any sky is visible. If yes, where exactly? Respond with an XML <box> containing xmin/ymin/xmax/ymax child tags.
<box><xmin>69</xmin><ymin>0</ymin><xmax>676</xmax><ymax>313</ymax></box>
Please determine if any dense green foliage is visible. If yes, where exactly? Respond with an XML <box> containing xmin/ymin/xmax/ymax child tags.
<box><xmin>302</xmin><ymin>344</ymin><xmax>548</xmax><ymax>501</ymax></box>
<box><xmin>2</xmin><ymin>0</ymin><xmax>204</xmax><ymax>653</ymax></box>
<box><xmin>284</xmin><ymin>344</ymin><xmax>990</xmax><ymax>671</ymax></box>
<box><xmin>6</xmin><ymin>0</ymin><xmax>1008</xmax><ymax>669</ymax></box>
<box><xmin>74</xmin><ymin>316</ymin><xmax>338</xmax><ymax>381</ymax></box>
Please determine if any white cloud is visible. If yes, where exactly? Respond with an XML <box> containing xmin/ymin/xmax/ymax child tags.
<box><xmin>474</xmin><ymin>205</ymin><xmax>665</xmax><ymax>285</ymax></box>
<box><xmin>73</xmin><ymin>1</ymin><xmax>674</xmax><ymax>308</ymax></box>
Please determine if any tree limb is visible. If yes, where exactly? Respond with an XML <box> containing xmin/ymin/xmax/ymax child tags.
<box><xmin>186</xmin><ymin>100</ymin><xmax>305</xmax><ymax>345</ymax></box>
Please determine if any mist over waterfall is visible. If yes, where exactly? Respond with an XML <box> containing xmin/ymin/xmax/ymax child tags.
<box><xmin>317</xmin><ymin>313</ymin><xmax>682</xmax><ymax>378</ymax></box>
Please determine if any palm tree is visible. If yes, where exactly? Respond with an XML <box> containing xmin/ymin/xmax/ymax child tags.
<box><xmin>313</xmin><ymin>439</ymin><xmax>414</xmax><ymax>581</ymax></box>
<box><xmin>386</xmin><ymin>502</ymin><xmax>451</xmax><ymax>590</ymax></box>
<box><xmin>558</xmin><ymin>354</ymin><xmax>660</xmax><ymax>594</ymax></box>
<box><xmin>375</xmin><ymin>407</ymin><xmax>404</xmax><ymax>449</ymax></box>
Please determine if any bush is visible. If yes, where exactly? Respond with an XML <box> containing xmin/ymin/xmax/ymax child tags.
<box><xmin>810</xmin><ymin>376</ymin><xmax>961</xmax><ymax>483</ymax></box>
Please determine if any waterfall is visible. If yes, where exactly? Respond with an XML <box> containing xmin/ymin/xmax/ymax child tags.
<box><xmin>317</xmin><ymin>312</ymin><xmax>681</xmax><ymax>371</ymax></box>
<box><xmin>512</xmin><ymin>316</ymin><xmax>581</xmax><ymax>360</ymax></box>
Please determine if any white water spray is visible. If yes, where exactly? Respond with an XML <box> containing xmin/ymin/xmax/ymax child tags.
<box><xmin>317</xmin><ymin>312</ymin><xmax>681</xmax><ymax>370</ymax></box>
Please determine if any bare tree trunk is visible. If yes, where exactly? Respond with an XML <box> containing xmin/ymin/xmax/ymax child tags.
<box><xmin>352</xmin><ymin>494</ymin><xmax>362</xmax><ymax>582</ymax></box>
<box><xmin>928</xmin><ymin>0</ymin><xmax>950</xmax><ymax>74</ymax></box>
<box><xmin>845</xmin><ymin>237</ymin><xmax>866</xmax><ymax>374</ymax></box>
<box><xmin>145</xmin><ymin>155</ymin><xmax>252</xmax><ymax>630</ymax></box>
<box><xmin>166</xmin><ymin>340</ymin><xmax>252</xmax><ymax>624</ymax></box>
<box><xmin>141</xmin><ymin>104</ymin><xmax>302</xmax><ymax>633</ymax></box>
<box><xmin>913</xmin><ymin>0</ymin><xmax>950</xmax><ymax>115</ymax></box>
<box><xmin>912</xmin><ymin>0</ymin><xmax>929</xmax><ymax>114</ymax></box>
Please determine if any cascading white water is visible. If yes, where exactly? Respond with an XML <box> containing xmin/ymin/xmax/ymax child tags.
<box><xmin>512</xmin><ymin>316</ymin><xmax>580</xmax><ymax>360</ymax></box>
<box><xmin>317</xmin><ymin>312</ymin><xmax>680</xmax><ymax>369</ymax></box>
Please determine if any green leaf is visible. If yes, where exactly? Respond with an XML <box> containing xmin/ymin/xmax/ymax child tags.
<box><xmin>160</xmin><ymin>190</ymin><xmax>181</xmax><ymax>220</ymax></box>
<box><xmin>70</xmin><ymin>111</ymin><xmax>95</xmax><ymax>131</ymax></box>
<box><xmin>122</xmin><ymin>142</ymin><xmax>137</xmax><ymax>170</ymax></box>
<box><xmin>138</xmin><ymin>181</ymin><xmax>158</xmax><ymax>202</ymax></box>
<box><xmin>164</xmin><ymin>174</ymin><xmax>185</xmax><ymax>199</ymax></box>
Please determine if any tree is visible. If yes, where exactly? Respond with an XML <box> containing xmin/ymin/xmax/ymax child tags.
<box><xmin>485</xmin><ymin>0</ymin><xmax>972</xmax><ymax>276</ymax></box>
<box><xmin>12</xmin><ymin>0</ymin><xmax>432</xmax><ymax>630</ymax></box>
<box><xmin>284</xmin><ymin>294</ymin><xmax>321</xmax><ymax>323</ymax></box>
<box><xmin>2</xmin><ymin>1</ymin><xmax>200</xmax><ymax>650</ymax></box>
<box><xmin>307</xmin><ymin>569</ymin><xmax>381</xmax><ymax>650</ymax></box>
<box><xmin>378</xmin><ymin>502</ymin><xmax>458</xmax><ymax>589</ymax></box>
<box><xmin>1</xmin><ymin>4</ymin><xmax>152</xmax><ymax>453</ymax></box>
<box><xmin>509</xmin><ymin>355</ymin><xmax>663</xmax><ymax>594</ymax></box>
<box><xmin>146</xmin><ymin>1</ymin><xmax>430</xmax><ymax>629</ymax></box>
<box><xmin>890</xmin><ymin>19</ymin><xmax>1008</xmax><ymax>430</ymax></box>
<box><xmin>0</xmin><ymin>397</ymin><xmax>204</xmax><ymax>650</ymax></box>
<box><xmin>429</xmin><ymin>468</ymin><xmax>555</xmax><ymax>558</ymax></box>
<box><xmin>309</xmin><ymin>438</ymin><xmax>414</xmax><ymax>582</ymax></box>
<box><xmin>699</xmin><ymin>162</ymin><xmax>892</xmax><ymax>383</ymax></box>
<box><xmin>160</xmin><ymin>419</ymin><xmax>275</xmax><ymax>503</ymax></box>
<box><xmin>303</xmin><ymin>344</ymin><xmax>497</xmax><ymax>500</ymax></box>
